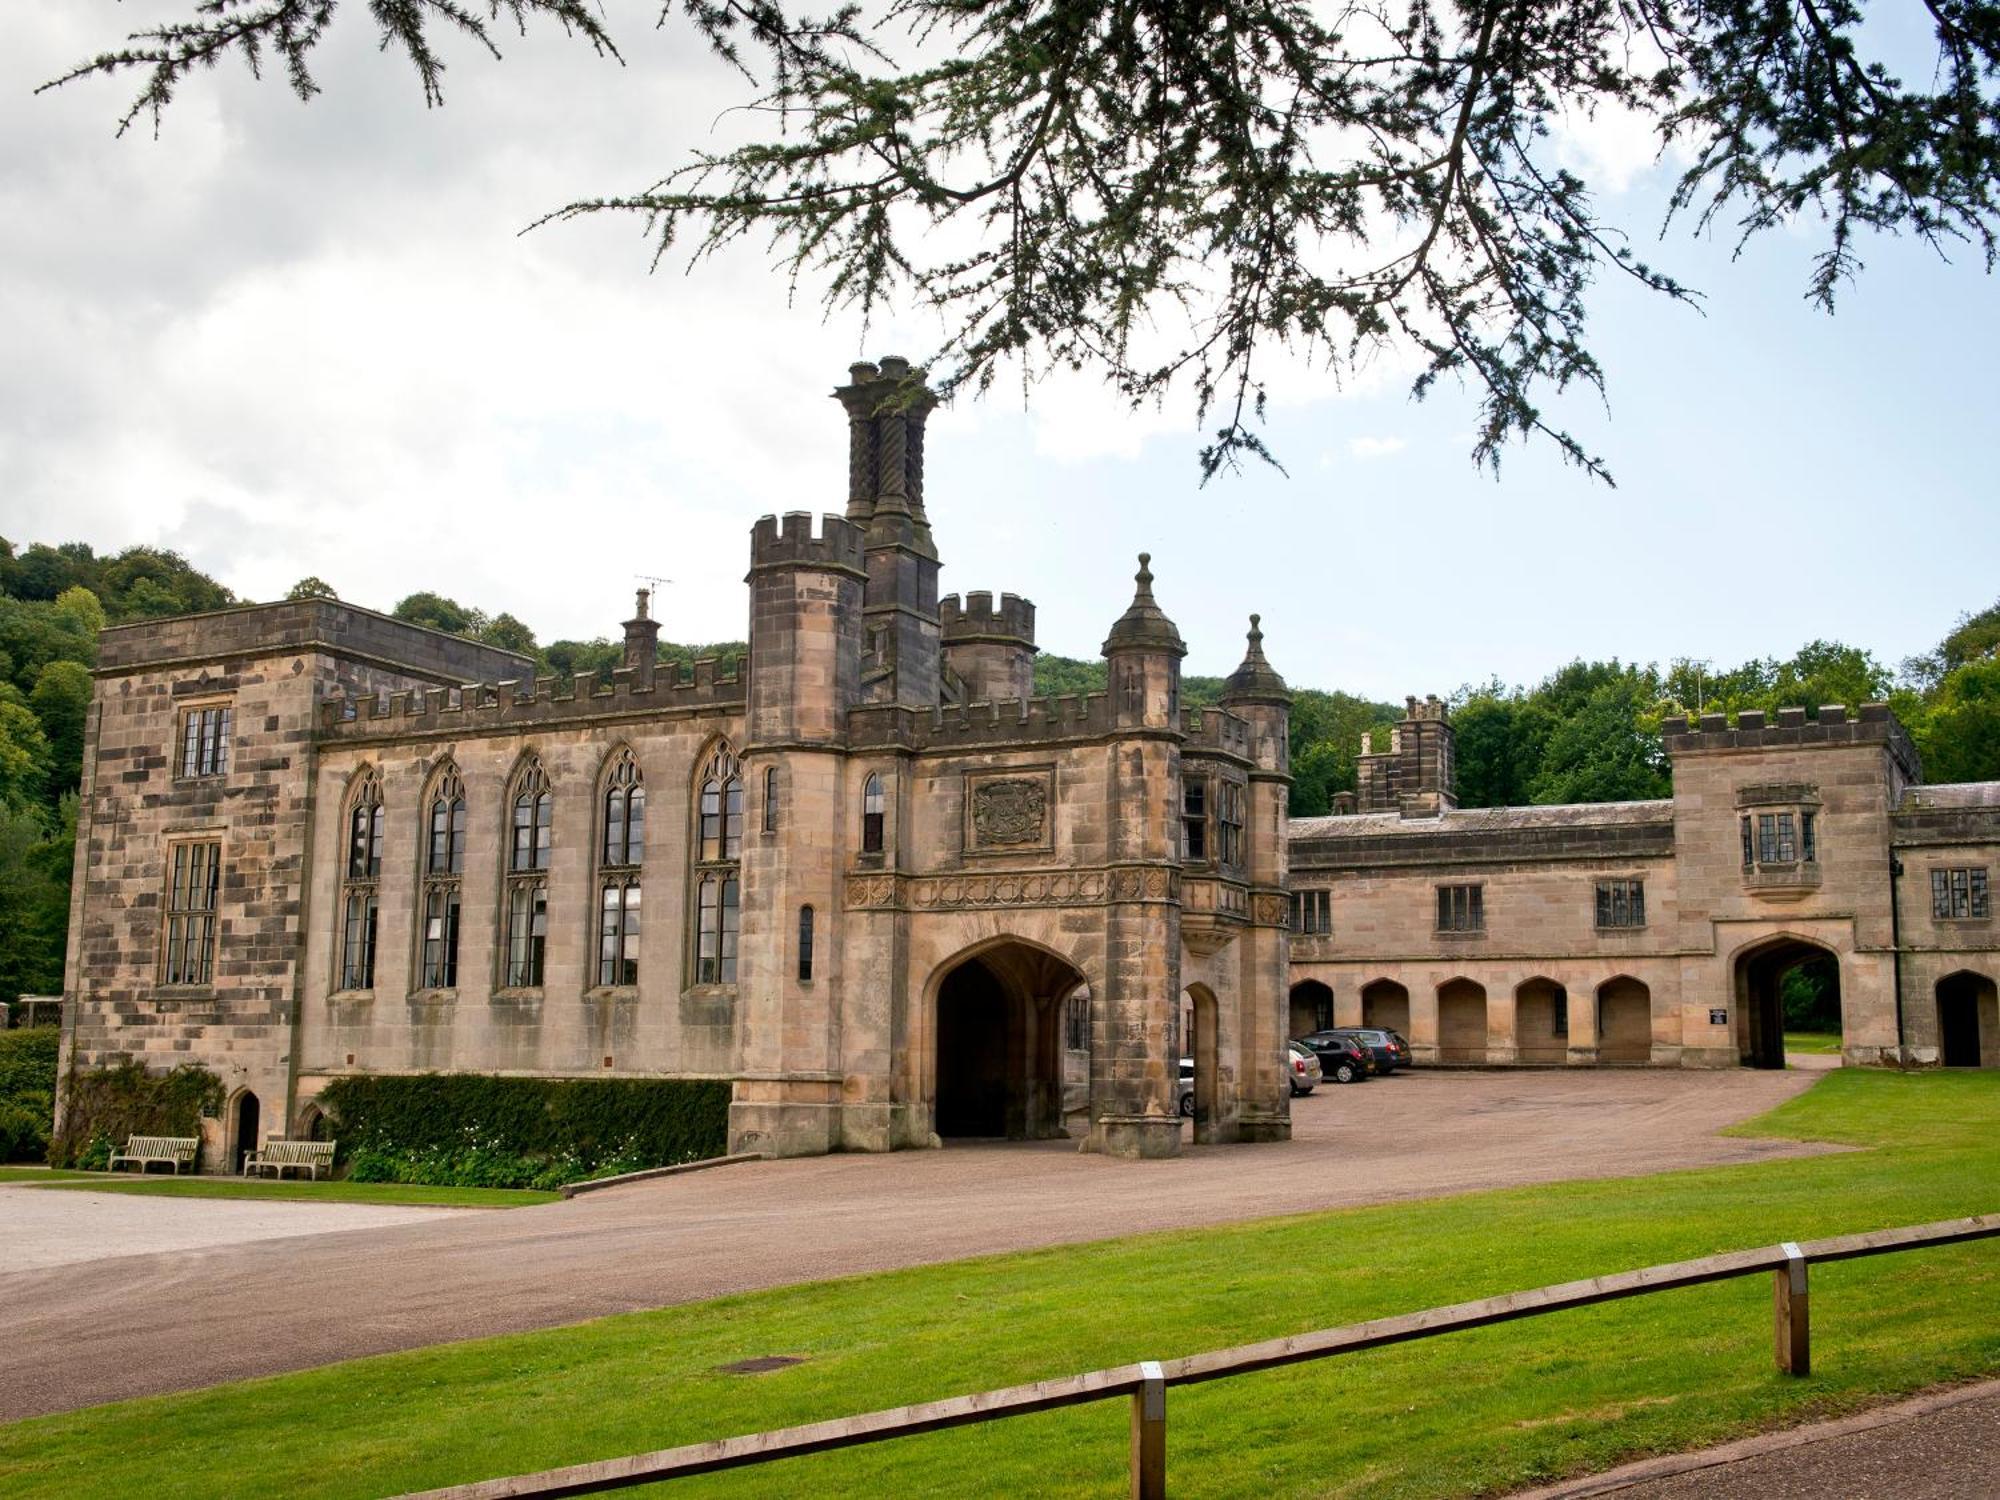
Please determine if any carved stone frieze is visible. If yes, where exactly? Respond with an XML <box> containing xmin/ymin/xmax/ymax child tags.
<box><xmin>844</xmin><ymin>864</ymin><xmax>1179</xmax><ymax>911</ymax></box>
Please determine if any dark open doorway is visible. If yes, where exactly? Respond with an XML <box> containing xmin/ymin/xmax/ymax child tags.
<box><xmin>232</xmin><ymin>1091</ymin><xmax>260</xmax><ymax>1174</ymax></box>
<box><xmin>933</xmin><ymin>941</ymin><xmax>1085</xmax><ymax>1141</ymax></box>
<box><xmin>1937</xmin><ymin>970</ymin><xmax>1996</xmax><ymax>1067</ymax></box>
<box><xmin>1735</xmin><ymin>938</ymin><xmax>1840</xmax><ymax>1069</ymax></box>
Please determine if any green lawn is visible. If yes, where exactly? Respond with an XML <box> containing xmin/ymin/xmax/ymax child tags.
<box><xmin>1785</xmin><ymin>1031</ymin><xmax>1845</xmax><ymax>1056</ymax></box>
<box><xmin>0</xmin><ymin>1171</ymin><xmax>554</xmax><ymax>1208</ymax></box>
<box><xmin>1</xmin><ymin>1071</ymin><xmax>1995</xmax><ymax>1500</ymax></box>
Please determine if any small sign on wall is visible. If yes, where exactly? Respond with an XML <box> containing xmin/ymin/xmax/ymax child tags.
<box><xmin>1709</xmin><ymin>1008</ymin><xmax>1729</xmax><ymax>1026</ymax></box>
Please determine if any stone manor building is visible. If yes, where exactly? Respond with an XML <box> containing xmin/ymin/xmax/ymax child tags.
<box><xmin>55</xmin><ymin>363</ymin><xmax>1998</xmax><ymax>1173</ymax></box>
<box><xmin>58</xmin><ymin>360</ymin><xmax>1296</xmax><ymax>1166</ymax></box>
<box><xmin>1286</xmin><ymin>697</ymin><xmax>1999</xmax><ymax>1071</ymax></box>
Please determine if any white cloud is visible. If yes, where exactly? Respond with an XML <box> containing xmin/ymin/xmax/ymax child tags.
<box><xmin>1348</xmin><ymin>436</ymin><xmax>1407</xmax><ymax>459</ymax></box>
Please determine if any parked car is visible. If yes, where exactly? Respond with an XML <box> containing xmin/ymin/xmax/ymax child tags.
<box><xmin>1285</xmin><ymin>1040</ymin><xmax>1323</xmax><ymax>1096</ymax></box>
<box><xmin>1178</xmin><ymin>1056</ymin><xmax>1195</xmax><ymax>1116</ymax></box>
<box><xmin>1328</xmin><ymin>1027</ymin><xmax>1412</xmax><ymax>1075</ymax></box>
<box><xmin>1294</xmin><ymin>1030</ymin><xmax>1372</xmax><ymax>1084</ymax></box>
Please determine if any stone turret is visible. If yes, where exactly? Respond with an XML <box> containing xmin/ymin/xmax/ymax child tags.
<box><xmin>1219</xmin><ymin>613</ymin><xmax>1291</xmax><ymax>776</ymax></box>
<box><xmin>835</xmin><ymin>357</ymin><xmax>941</xmax><ymax>708</ymax></box>
<box><xmin>1100</xmin><ymin>553</ymin><xmax>1185</xmax><ymax>731</ymax></box>
<box><xmin>621</xmin><ymin>588</ymin><xmax>661</xmax><ymax>691</ymax></box>
<box><xmin>941</xmin><ymin>591</ymin><xmax>1036</xmax><ymax>703</ymax></box>
<box><xmin>744</xmin><ymin>511</ymin><xmax>867</xmax><ymax>745</ymax></box>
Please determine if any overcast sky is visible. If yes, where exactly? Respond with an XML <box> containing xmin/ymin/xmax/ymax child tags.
<box><xmin>6</xmin><ymin>8</ymin><xmax>1996</xmax><ymax>699</ymax></box>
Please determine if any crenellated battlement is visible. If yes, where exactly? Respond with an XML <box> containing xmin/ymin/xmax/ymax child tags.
<box><xmin>1661</xmin><ymin>702</ymin><xmax>1920</xmax><ymax>782</ymax></box>
<box><xmin>747</xmin><ymin>511</ymin><xmax>867</xmax><ymax>577</ymax></box>
<box><xmin>318</xmin><ymin>657</ymin><xmax>747</xmax><ymax>739</ymax></box>
<box><xmin>940</xmin><ymin>591</ymin><xmax>1036</xmax><ymax>645</ymax></box>
<box><xmin>1181</xmin><ymin>707</ymin><xmax>1255</xmax><ymax>760</ymax></box>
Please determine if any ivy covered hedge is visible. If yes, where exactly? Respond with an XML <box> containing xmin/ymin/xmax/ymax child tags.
<box><xmin>0</xmin><ymin>1026</ymin><xmax>60</xmax><ymax>1162</ymax></box>
<box><xmin>318</xmin><ymin>1074</ymin><xmax>731</xmax><ymax>1190</ymax></box>
<box><xmin>51</xmin><ymin>1058</ymin><xmax>224</xmax><ymax>1169</ymax></box>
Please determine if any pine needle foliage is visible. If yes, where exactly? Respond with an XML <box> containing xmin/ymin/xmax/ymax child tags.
<box><xmin>42</xmin><ymin>2</ymin><xmax>2000</xmax><ymax>481</ymax></box>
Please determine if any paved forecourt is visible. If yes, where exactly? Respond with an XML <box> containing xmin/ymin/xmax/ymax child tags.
<box><xmin>0</xmin><ymin>1067</ymin><xmax>1830</xmax><ymax>1422</ymax></box>
<box><xmin>0</xmin><ymin>1188</ymin><xmax>464</xmax><ymax>1273</ymax></box>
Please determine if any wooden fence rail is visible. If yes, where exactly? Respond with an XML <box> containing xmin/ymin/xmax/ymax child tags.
<box><xmin>402</xmin><ymin>1212</ymin><xmax>1999</xmax><ymax>1500</ymax></box>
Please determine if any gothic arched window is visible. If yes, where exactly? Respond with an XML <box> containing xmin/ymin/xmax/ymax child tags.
<box><xmin>692</xmin><ymin>745</ymin><xmax>742</xmax><ymax>985</ymax></box>
<box><xmin>503</xmin><ymin>757</ymin><xmax>552</xmax><ymax>988</ymax></box>
<box><xmin>419</xmin><ymin>764</ymin><xmax>466</xmax><ymax>990</ymax></box>
<box><xmin>797</xmin><ymin>904</ymin><xmax>815</xmax><ymax>982</ymax></box>
<box><xmin>339</xmin><ymin>770</ymin><xmax>383</xmax><ymax>991</ymax></box>
<box><xmin>598</xmin><ymin>749</ymin><xmax>644</xmax><ymax>987</ymax></box>
<box><xmin>862</xmin><ymin>773</ymin><xmax>885</xmax><ymax>854</ymax></box>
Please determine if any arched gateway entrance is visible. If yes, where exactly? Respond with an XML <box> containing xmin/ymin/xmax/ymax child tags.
<box><xmin>933</xmin><ymin>941</ymin><xmax>1089</xmax><ymax>1141</ymax></box>
<box><xmin>1937</xmin><ymin>970</ymin><xmax>1997</xmax><ymax>1067</ymax></box>
<box><xmin>1734</xmin><ymin>936</ymin><xmax>1841</xmax><ymax>1069</ymax></box>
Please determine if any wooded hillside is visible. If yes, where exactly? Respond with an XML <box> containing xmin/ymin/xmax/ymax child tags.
<box><xmin>3</xmin><ymin>537</ymin><xmax>1994</xmax><ymax>1005</ymax></box>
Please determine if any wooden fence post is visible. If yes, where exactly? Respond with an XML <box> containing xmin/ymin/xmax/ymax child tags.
<box><xmin>1130</xmin><ymin>1360</ymin><xmax>1166</xmax><ymax>1500</ymax></box>
<box><xmin>1773</xmin><ymin>1242</ymin><xmax>1809</xmax><ymax>1376</ymax></box>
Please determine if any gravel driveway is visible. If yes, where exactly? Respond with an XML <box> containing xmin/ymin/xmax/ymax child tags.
<box><xmin>0</xmin><ymin>1067</ymin><xmax>1830</xmax><ymax>1421</ymax></box>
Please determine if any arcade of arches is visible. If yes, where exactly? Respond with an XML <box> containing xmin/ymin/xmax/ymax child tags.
<box><xmin>1285</xmin><ymin>974</ymin><xmax>1656</xmax><ymax>1065</ymax></box>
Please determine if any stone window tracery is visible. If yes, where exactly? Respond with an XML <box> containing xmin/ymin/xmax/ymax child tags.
<box><xmin>1594</xmin><ymin>879</ymin><xmax>1646</xmax><ymax>929</ymax></box>
<box><xmin>1436</xmin><ymin>883</ymin><xmax>1483</xmax><ymax>933</ymax></box>
<box><xmin>1218</xmin><ymin>780</ymin><xmax>1246</xmax><ymax>868</ymax></box>
<box><xmin>861</xmin><ymin>773</ymin><xmax>886</xmax><ymax>854</ymax></box>
<box><xmin>693</xmin><ymin>746</ymin><xmax>742</xmax><ymax>986</ymax></box>
<box><xmin>599</xmin><ymin>750</ymin><xmax>644</xmax><ymax>987</ymax></box>
<box><xmin>178</xmin><ymin>702</ymin><xmax>233</xmax><ymax>779</ymax></box>
<box><xmin>339</xmin><ymin>771</ymin><xmax>383</xmax><ymax>991</ymax></box>
<box><xmin>1181</xmin><ymin>776</ymin><xmax>1209</xmax><ymax>863</ymax></box>
<box><xmin>162</xmin><ymin>839</ymin><xmax>221</xmax><ymax>986</ymax></box>
<box><xmin>419</xmin><ymin>765</ymin><xmax>465</xmax><ymax>990</ymax></box>
<box><xmin>503</xmin><ymin>758</ymin><xmax>552</xmax><ymax>989</ymax></box>
<box><xmin>1932</xmin><ymin>866</ymin><xmax>1990</xmax><ymax>920</ymax></box>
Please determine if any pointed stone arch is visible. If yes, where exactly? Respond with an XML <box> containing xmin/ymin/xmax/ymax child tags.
<box><xmin>1729</xmin><ymin>932</ymin><xmax>1841</xmax><ymax>1069</ymax></box>
<box><xmin>1437</xmin><ymin>978</ymin><xmax>1488</xmax><ymax>1063</ymax></box>
<box><xmin>1596</xmin><ymin>975</ymin><xmax>1653</xmax><ymax>1063</ymax></box>
<box><xmin>1936</xmin><ymin>969</ymin><xmax>1997</xmax><ymax>1067</ymax></box>
<box><xmin>925</xmin><ymin>935</ymin><xmax>1091</xmax><ymax>1142</ymax></box>
<box><xmin>1360</xmin><ymin>977</ymin><xmax>1411</xmax><ymax>1034</ymax></box>
<box><xmin>1288</xmin><ymin>978</ymin><xmax>1333</xmax><ymax>1037</ymax></box>
<box><xmin>1514</xmin><ymin>975</ymin><xmax>1569</xmax><ymax>1063</ymax></box>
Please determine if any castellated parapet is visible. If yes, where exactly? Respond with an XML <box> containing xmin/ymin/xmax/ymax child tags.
<box><xmin>318</xmin><ymin>658</ymin><xmax>746</xmax><ymax>739</ymax></box>
<box><xmin>1660</xmin><ymin>701</ymin><xmax>1921</xmax><ymax>782</ymax></box>
<box><xmin>941</xmin><ymin>591</ymin><xmax>1036</xmax><ymax>702</ymax></box>
<box><xmin>746</xmin><ymin>511</ymin><xmax>867</xmax><ymax>578</ymax></box>
<box><xmin>941</xmin><ymin>592</ymin><xmax>1036</xmax><ymax>645</ymax></box>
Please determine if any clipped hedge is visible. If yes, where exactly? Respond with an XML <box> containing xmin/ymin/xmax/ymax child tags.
<box><xmin>51</xmin><ymin>1058</ymin><xmax>224</xmax><ymax>1168</ymax></box>
<box><xmin>318</xmin><ymin>1074</ymin><xmax>731</xmax><ymax>1189</ymax></box>
<box><xmin>0</xmin><ymin>1026</ymin><xmax>61</xmax><ymax>1162</ymax></box>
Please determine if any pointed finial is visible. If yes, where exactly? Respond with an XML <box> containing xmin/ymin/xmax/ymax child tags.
<box><xmin>1222</xmin><ymin>607</ymin><xmax>1289</xmax><ymax>703</ymax></box>
<box><xmin>1101</xmin><ymin>550</ymin><xmax>1184</xmax><ymax>657</ymax></box>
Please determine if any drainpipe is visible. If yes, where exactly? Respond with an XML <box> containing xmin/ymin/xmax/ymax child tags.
<box><xmin>1888</xmin><ymin>854</ymin><xmax>1907</xmax><ymax>1068</ymax></box>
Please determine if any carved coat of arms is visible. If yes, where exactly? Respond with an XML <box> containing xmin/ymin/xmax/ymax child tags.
<box><xmin>972</xmin><ymin>777</ymin><xmax>1048</xmax><ymax>847</ymax></box>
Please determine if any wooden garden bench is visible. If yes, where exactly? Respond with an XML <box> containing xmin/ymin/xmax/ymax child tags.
<box><xmin>106</xmin><ymin>1136</ymin><xmax>198</xmax><ymax>1175</ymax></box>
<box><xmin>241</xmin><ymin>1139</ymin><xmax>337</xmax><ymax>1180</ymax></box>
